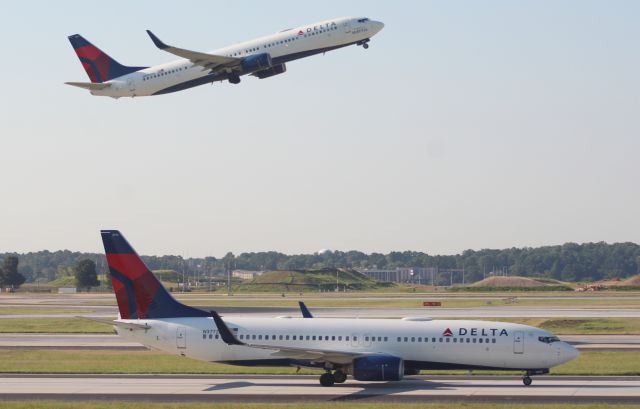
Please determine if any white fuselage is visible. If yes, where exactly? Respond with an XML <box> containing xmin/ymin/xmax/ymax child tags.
<box><xmin>92</xmin><ymin>17</ymin><xmax>383</xmax><ymax>98</ymax></box>
<box><xmin>117</xmin><ymin>316</ymin><xmax>578</xmax><ymax>371</ymax></box>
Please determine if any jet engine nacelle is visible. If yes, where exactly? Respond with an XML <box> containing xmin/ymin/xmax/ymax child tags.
<box><xmin>241</xmin><ymin>53</ymin><xmax>273</xmax><ymax>72</ymax></box>
<box><xmin>350</xmin><ymin>355</ymin><xmax>404</xmax><ymax>381</ymax></box>
<box><xmin>254</xmin><ymin>64</ymin><xmax>287</xmax><ymax>79</ymax></box>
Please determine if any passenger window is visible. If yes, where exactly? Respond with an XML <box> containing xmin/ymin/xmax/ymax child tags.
<box><xmin>338</xmin><ymin>336</ymin><xmax>342</xmax><ymax>341</ymax></box>
<box><xmin>432</xmin><ymin>338</ymin><xmax>436</xmax><ymax>342</ymax></box>
<box><xmin>215</xmin><ymin>334</ymin><xmax>219</xmax><ymax>339</ymax></box>
<box><xmin>492</xmin><ymin>339</ymin><xmax>496</xmax><ymax>344</ymax></box>
<box><xmin>293</xmin><ymin>335</ymin><xmax>297</xmax><ymax>340</ymax></box>
<box><xmin>418</xmin><ymin>337</ymin><xmax>422</xmax><ymax>342</ymax></box>
<box><xmin>365</xmin><ymin>336</ymin><xmax>369</xmax><ymax>342</ymax></box>
<box><xmin>325</xmin><ymin>336</ymin><xmax>329</xmax><ymax>341</ymax></box>
<box><xmin>332</xmin><ymin>336</ymin><xmax>335</xmax><ymax>341</ymax></box>
<box><xmin>411</xmin><ymin>337</ymin><xmax>415</xmax><ymax>342</ymax></box>
<box><xmin>404</xmin><ymin>337</ymin><xmax>408</xmax><ymax>342</ymax></box>
<box><xmin>279</xmin><ymin>335</ymin><xmax>283</xmax><ymax>340</ymax></box>
<box><xmin>306</xmin><ymin>336</ymin><xmax>310</xmax><ymax>340</ymax></box>
<box><xmin>453</xmin><ymin>338</ymin><xmax>457</xmax><ymax>343</ymax></box>
<box><xmin>252</xmin><ymin>335</ymin><xmax>256</xmax><ymax>340</ymax></box>
<box><xmin>353</xmin><ymin>336</ymin><xmax>357</xmax><ymax>341</ymax></box>
<box><xmin>473</xmin><ymin>339</ymin><xmax>477</xmax><ymax>343</ymax></box>
<box><xmin>467</xmin><ymin>338</ymin><xmax>471</xmax><ymax>343</ymax></box>
<box><xmin>446</xmin><ymin>338</ymin><xmax>450</xmax><ymax>343</ymax></box>
<box><xmin>286</xmin><ymin>335</ymin><xmax>290</xmax><ymax>340</ymax></box>
<box><xmin>312</xmin><ymin>336</ymin><xmax>316</xmax><ymax>340</ymax></box>
<box><xmin>397</xmin><ymin>337</ymin><xmax>401</xmax><ymax>342</ymax></box>
<box><xmin>439</xmin><ymin>338</ymin><xmax>443</xmax><ymax>343</ymax></box>
<box><xmin>346</xmin><ymin>336</ymin><xmax>350</xmax><ymax>341</ymax></box>
<box><xmin>384</xmin><ymin>337</ymin><xmax>388</xmax><ymax>342</ymax></box>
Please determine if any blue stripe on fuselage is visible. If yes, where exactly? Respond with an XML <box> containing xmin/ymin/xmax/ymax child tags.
<box><xmin>152</xmin><ymin>41</ymin><xmax>360</xmax><ymax>96</ymax></box>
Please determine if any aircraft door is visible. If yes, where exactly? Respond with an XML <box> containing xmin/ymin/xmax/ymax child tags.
<box><xmin>176</xmin><ymin>327</ymin><xmax>187</xmax><ymax>349</ymax></box>
<box><xmin>343</xmin><ymin>21</ymin><xmax>351</xmax><ymax>34</ymax></box>
<box><xmin>513</xmin><ymin>331</ymin><xmax>524</xmax><ymax>354</ymax></box>
<box><xmin>127</xmin><ymin>78</ymin><xmax>136</xmax><ymax>92</ymax></box>
<box><xmin>350</xmin><ymin>334</ymin><xmax>360</xmax><ymax>348</ymax></box>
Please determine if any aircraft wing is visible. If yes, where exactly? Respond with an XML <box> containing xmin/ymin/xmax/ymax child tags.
<box><xmin>211</xmin><ymin>311</ymin><xmax>374</xmax><ymax>365</ymax></box>
<box><xmin>146</xmin><ymin>30</ymin><xmax>240</xmax><ymax>70</ymax></box>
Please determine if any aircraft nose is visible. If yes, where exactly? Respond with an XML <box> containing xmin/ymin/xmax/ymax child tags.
<box><xmin>371</xmin><ymin>21</ymin><xmax>385</xmax><ymax>33</ymax></box>
<box><xmin>561</xmin><ymin>342</ymin><xmax>580</xmax><ymax>363</ymax></box>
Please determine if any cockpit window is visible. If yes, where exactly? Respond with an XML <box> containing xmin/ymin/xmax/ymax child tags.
<box><xmin>357</xmin><ymin>18</ymin><xmax>370</xmax><ymax>23</ymax></box>
<box><xmin>538</xmin><ymin>336</ymin><xmax>560</xmax><ymax>344</ymax></box>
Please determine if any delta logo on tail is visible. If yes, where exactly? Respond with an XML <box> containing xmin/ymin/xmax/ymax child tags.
<box><xmin>442</xmin><ymin>328</ymin><xmax>453</xmax><ymax>337</ymax></box>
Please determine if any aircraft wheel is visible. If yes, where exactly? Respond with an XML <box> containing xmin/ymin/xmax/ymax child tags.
<box><xmin>363</xmin><ymin>43</ymin><xmax>369</xmax><ymax>49</ymax></box>
<box><xmin>319</xmin><ymin>372</ymin><xmax>335</xmax><ymax>387</ymax></box>
<box><xmin>522</xmin><ymin>376</ymin><xmax>532</xmax><ymax>386</ymax></box>
<box><xmin>333</xmin><ymin>370</ymin><xmax>347</xmax><ymax>383</ymax></box>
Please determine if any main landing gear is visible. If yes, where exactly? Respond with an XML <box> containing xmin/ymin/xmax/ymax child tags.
<box><xmin>522</xmin><ymin>375</ymin><xmax>532</xmax><ymax>386</ymax></box>
<box><xmin>228</xmin><ymin>73</ymin><xmax>241</xmax><ymax>84</ymax></box>
<box><xmin>319</xmin><ymin>370</ymin><xmax>347</xmax><ymax>386</ymax></box>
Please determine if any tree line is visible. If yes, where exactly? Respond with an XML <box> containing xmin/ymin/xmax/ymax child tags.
<box><xmin>1</xmin><ymin>241</ymin><xmax>639</xmax><ymax>286</ymax></box>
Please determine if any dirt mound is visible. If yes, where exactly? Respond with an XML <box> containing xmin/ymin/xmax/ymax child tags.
<box><xmin>471</xmin><ymin>276</ymin><xmax>561</xmax><ymax>288</ymax></box>
<box><xmin>620</xmin><ymin>275</ymin><xmax>640</xmax><ymax>286</ymax></box>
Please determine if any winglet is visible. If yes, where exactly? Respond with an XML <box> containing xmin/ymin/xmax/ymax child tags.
<box><xmin>146</xmin><ymin>30</ymin><xmax>169</xmax><ymax>49</ymax></box>
<box><xmin>299</xmin><ymin>301</ymin><xmax>313</xmax><ymax>318</ymax></box>
<box><xmin>211</xmin><ymin>311</ymin><xmax>244</xmax><ymax>346</ymax></box>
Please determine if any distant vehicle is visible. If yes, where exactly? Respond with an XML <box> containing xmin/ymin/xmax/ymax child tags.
<box><xmin>95</xmin><ymin>230</ymin><xmax>578</xmax><ymax>387</ymax></box>
<box><xmin>65</xmin><ymin>17</ymin><xmax>384</xmax><ymax>98</ymax></box>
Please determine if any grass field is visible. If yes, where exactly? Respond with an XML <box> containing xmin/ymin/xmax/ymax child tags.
<box><xmin>0</xmin><ymin>308</ymin><xmax>94</xmax><ymax>315</ymax></box>
<box><xmin>1</xmin><ymin>402</ymin><xmax>636</xmax><ymax>409</ymax></box>
<box><xmin>2</xmin><ymin>316</ymin><xmax>639</xmax><ymax>334</ymax></box>
<box><xmin>0</xmin><ymin>318</ymin><xmax>111</xmax><ymax>333</ymax></box>
<box><xmin>0</xmin><ymin>350</ymin><xmax>636</xmax><ymax>376</ymax></box>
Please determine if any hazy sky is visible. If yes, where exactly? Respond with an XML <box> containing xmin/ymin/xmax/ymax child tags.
<box><xmin>1</xmin><ymin>1</ymin><xmax>639</xmax><ymax>257</ymax></box>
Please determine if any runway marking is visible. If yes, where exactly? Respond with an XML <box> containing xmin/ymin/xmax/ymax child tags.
<box><xmin>0</xmin><ymin>375</ymin><xmax>639</xmax><ymax>403</ymax></box>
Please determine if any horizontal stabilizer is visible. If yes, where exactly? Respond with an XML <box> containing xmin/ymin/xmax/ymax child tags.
<box><xmin>77</xmin><ymin>316</ymin><xmax>151</xmax><ymax>331</ymax></box>
<box><xmin>65</xmin><ymin>82</ymin><xmax>111</xmax><ymax>91</ymax></box>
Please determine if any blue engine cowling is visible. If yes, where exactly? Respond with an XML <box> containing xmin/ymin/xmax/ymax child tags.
<box><xmin>241</xmin><ymin>53</ymin><xmax>273</xmax><ymax>72</ymax></box>
<box><xmin>352</xmin><ymin>355</ymin><xmax>404</xmax><ymax>381</ymax></box>
<box><xmin>254</xmin><ymin>63</ymin><xmax>286</xmax><ymax>79</ymax></box>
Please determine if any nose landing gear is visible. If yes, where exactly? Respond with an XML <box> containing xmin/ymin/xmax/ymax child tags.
<box><xmin>522</xmin><ymin>375</ymin><xmax>532</xmax><ymax>386</ymax></box>
<box><xmin>357</xmin><ymin>39</ymin><xmax>370</xmax><ymax>49</ymax></box>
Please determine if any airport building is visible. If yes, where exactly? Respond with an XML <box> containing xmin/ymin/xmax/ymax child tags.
<box><xmin>359</xmin><ymin>267</ymin><xmax>437</xmax><ymax>284</ymax></box>
<box><xmin>232</xmin><ymin>270</ymin><xmax>265</xmax><ymax>280</ymax></box>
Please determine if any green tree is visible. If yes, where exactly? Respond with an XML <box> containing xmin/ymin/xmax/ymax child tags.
<box><xmin>0</xmin><ymin>256</ymin><xmax>26</xmax><ymax>289</ymax></box>
<box><xmin>74</xmin><ymin>259</ymin><xmax>100</xmax><ymax>290</ymax></box>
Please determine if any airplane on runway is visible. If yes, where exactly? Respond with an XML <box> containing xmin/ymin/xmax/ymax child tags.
<box><xmin>97</xmin><ymin>230</ymin><xmax>579</xmax><ymax>387</ymax></box>
<box><xmin>65</xmin><ymin>17</ymin><xmax>384</xmax><ymax>98</ymax></box>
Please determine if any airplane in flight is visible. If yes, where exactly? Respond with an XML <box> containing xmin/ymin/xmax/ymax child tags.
<box><xmin>65</xmin><ymin>17</ymin><xmax>384</xmax><ymax>98</ymax></box>
<box><xmin>97</xmin><ymin>230</ymin><xmax>579</xmax><ymax>387</ymax></box>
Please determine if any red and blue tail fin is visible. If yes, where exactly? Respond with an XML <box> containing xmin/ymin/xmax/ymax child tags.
<box><xmin>100</xmin><ymin>230</ymin><xmax>208</xmax><ymax>319</ymax></box>
<box><xmin>68</xmin><ymin>34</ymin><xmax>147</xmax><ymax>83</ymax></box>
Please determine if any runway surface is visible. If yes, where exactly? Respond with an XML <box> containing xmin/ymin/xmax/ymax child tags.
<box><xmin>1</xmin><ymin>334</ymin><xmax>637</xmax><ymax>350</ymax></box>
<box><xmin>1</xmin><ymin>374</ymin><xmax>638</xmax><ymax>403</ymax></box>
